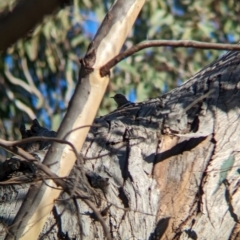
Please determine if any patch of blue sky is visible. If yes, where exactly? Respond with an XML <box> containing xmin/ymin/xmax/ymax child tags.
<box><xmin>177</xmin><ymin>78</ymin><xmax>183</xmax><ymax>86</ymax></box>
<box><xmin>58</xmin><ymin>99</ymin><xmax>65</xmax><ymax>110</ymax></box>
<box><xmin>171</xmin><ymin>0</ymin><xmax>185</xmax><ymax>16</ymax></box>
<box><xmin>187</xmin><ymin>48</ymin><xmax>194</xmax><ymax>55</ymax></box>
<box><xmin>39</xmin><ymin>83</ymin><xmax>47</xmax><ymax>98</ymax></box>
<box><xmin>39</xmin><ymin>108</ymin><xmax>51</xmax><ymax>128</ymax></box>
<box><xmin>166</xmin><ymin>46</ymin><xmax>173</xmax><ymax>51</ymax></box>
<box><xmin>209</xmin><ymin>31</ymin><xmax>217</xmax><ymax>39</ymax></box>
<box><xmin>134</xmin><ymin>17</ymin><xmax>142</xmax><ymax>26</ymax></box>
<box><xmin>31</xmin><ymin>95</ymin><xmax>38</xmax><ymax>108</ymax></box>
<box><xmin>81</xmin><ymin>11</ymin><xmax>99</xmax><ymax>38</ymax></box>
<box><xmin>205</xmin><ymin>51</ymin><xmax>212</xmax><ymax>59</ymax></box>
<box><xmin>49</xmin><ymin>88</ymin><xmax>65</xmax><ymax>110</ymax></box>
<box><xmin>59</xmin><ymin>78</ymin><xmax>67</xmax><ymax>88</ymax></box>
<box><xmin>113</xmin><ymin>65</ymin><xmax>121</xmax><ymax>75</ymax></box>
<box><xmin>145</xmin><ymin>48</ymin><xmax>153</xmax><ymax>57</ymax></box>
<box><xmin>4</xmin><ymin>55</ymin><xmax>13</xmax><ymax>70</ymax></box>
<box><xmin>162</xmin><ymin>82</ymin><xmax>168</xmax><ymax>93</ymax></box>
<box><xmin>227</xmin><ymin>34</ymin><xmax>235</xmax><ymax>43</ymax></box>
<box><xmin>49</xmin><ymin>89</ymin><xmax>57</xmax><ymax>109</ymax></box>
<box><xmin>30</xmin><ymin>69</ymin><xmax>39</xmax><ymax>83</ymax></box>
<box><xmin>54</xmin><ymin>85</ymin><xmax>61</xmax><ymax>95</ymax></box>
<box><xmin>128</xmin><ymin>89</ymin><xmax>136</xmax><ymax>102</ymax></box>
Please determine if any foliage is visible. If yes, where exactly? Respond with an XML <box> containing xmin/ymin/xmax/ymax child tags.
<box><xmin>0</xmin><ymin>0</ymin><xmax>239</xmax><ymax>147</ymax></box>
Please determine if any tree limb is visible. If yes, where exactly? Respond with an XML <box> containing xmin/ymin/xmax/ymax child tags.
<box><xmin>100</xmin><ymin>40</ymin><xmax>240</xmax><ymax>77</ymax></box>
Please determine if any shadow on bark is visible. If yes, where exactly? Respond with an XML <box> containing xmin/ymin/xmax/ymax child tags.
<box><xmin>154</xmin><ymin>136</ymin><xmax>207</xmax><ymax>164</ymax></box>
<box><xmin>149</xmin><ymin>217</ymin><xmax>170</xmax><ymax>240</ymax></box>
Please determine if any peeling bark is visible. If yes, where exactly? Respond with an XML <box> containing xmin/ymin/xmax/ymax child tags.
<box><xmin>2</xmin><ymin>51</ymin><xmax>240</xmax><ymax>239</ymax></box>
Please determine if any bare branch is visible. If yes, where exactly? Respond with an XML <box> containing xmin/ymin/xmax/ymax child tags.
<box><xmin>0</xmin><ymin>137</ymin><xmax>80</xmax><ymax>164</ymax></box>
<box><xmin>0</xmin><ymin>135</ymin><xmax>111</xmax><ymax>239</ymax></box>
<box><xmin>0</xmin><ymin>123</ymin><xmax>101</xmax><ymax>162</ymax></box>
<box><xmin>100</xmin><ymin>40</ymin><xmax>240</xmax><ymax>77</ymax></box>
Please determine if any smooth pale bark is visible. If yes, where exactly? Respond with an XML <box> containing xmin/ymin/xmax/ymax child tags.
<box><xmin>1</xmin><ymin>50</ymin><xmax>239</xmax><ymax>239</ymax></box>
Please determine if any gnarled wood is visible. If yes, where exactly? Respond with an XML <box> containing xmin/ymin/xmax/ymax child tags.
<box><xmin>2</xmin><ymin>51</ymin><xmax>240</xmax><ymax>239</ymax></box>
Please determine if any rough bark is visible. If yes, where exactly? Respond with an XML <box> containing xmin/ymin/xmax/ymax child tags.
<box><xmin>1</xmin><ymin>50</ymin><xmax>240</xmax><ymax>239</ymax></box>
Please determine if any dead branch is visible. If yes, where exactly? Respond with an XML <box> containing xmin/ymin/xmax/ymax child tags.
<box><xmin>100</xmin><ymin>40</ymin><xmax>240</xmax><ymax>77</ymax></box>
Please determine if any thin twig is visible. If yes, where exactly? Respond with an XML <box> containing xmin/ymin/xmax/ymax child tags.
<box><xmin>0</xmin><ymin>137</ymin><xmax>111</xmax><ymax>239</ymax></box>
<box><xmin>0</xmin><ymin>124</ymin><xmax>101</xmax><ymax>162</ymax></box>
<box><xmin>100</xmin><ymin>40</ymin><xmax>240</xmax><ymax>77</ymax></box>
<box><xmin>0</xmin><ymin>137</ymin><xmax>79</xmax><ymax>163</ymax></box>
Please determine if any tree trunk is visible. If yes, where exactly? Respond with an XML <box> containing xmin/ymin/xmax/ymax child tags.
<box><xmin>1</xmin><ymin>50</ymin><xmax>240</xmax><ymax>239</ymax></box>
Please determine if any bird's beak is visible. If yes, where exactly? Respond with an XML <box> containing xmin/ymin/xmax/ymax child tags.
<box><xmin>110</xmin><ymin>96</ymin><xmax>114</xmax><ymax>98</ymax></box>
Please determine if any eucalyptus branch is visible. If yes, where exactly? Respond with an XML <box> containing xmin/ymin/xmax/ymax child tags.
<box><xmin>100</xmin><ymin>40</ymin><xmax>240</xmax><ymax>77</ymax></box>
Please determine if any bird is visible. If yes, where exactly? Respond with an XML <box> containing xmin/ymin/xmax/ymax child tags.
<box><xmin>111</xmin><ymin>93</ymin><xmax>131</xmax><ymax>108</ymax></box>
<box><xmin>19</xmin><ymin>119</ymin><xmax>56</xmax><ymax>153</ymax></box>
